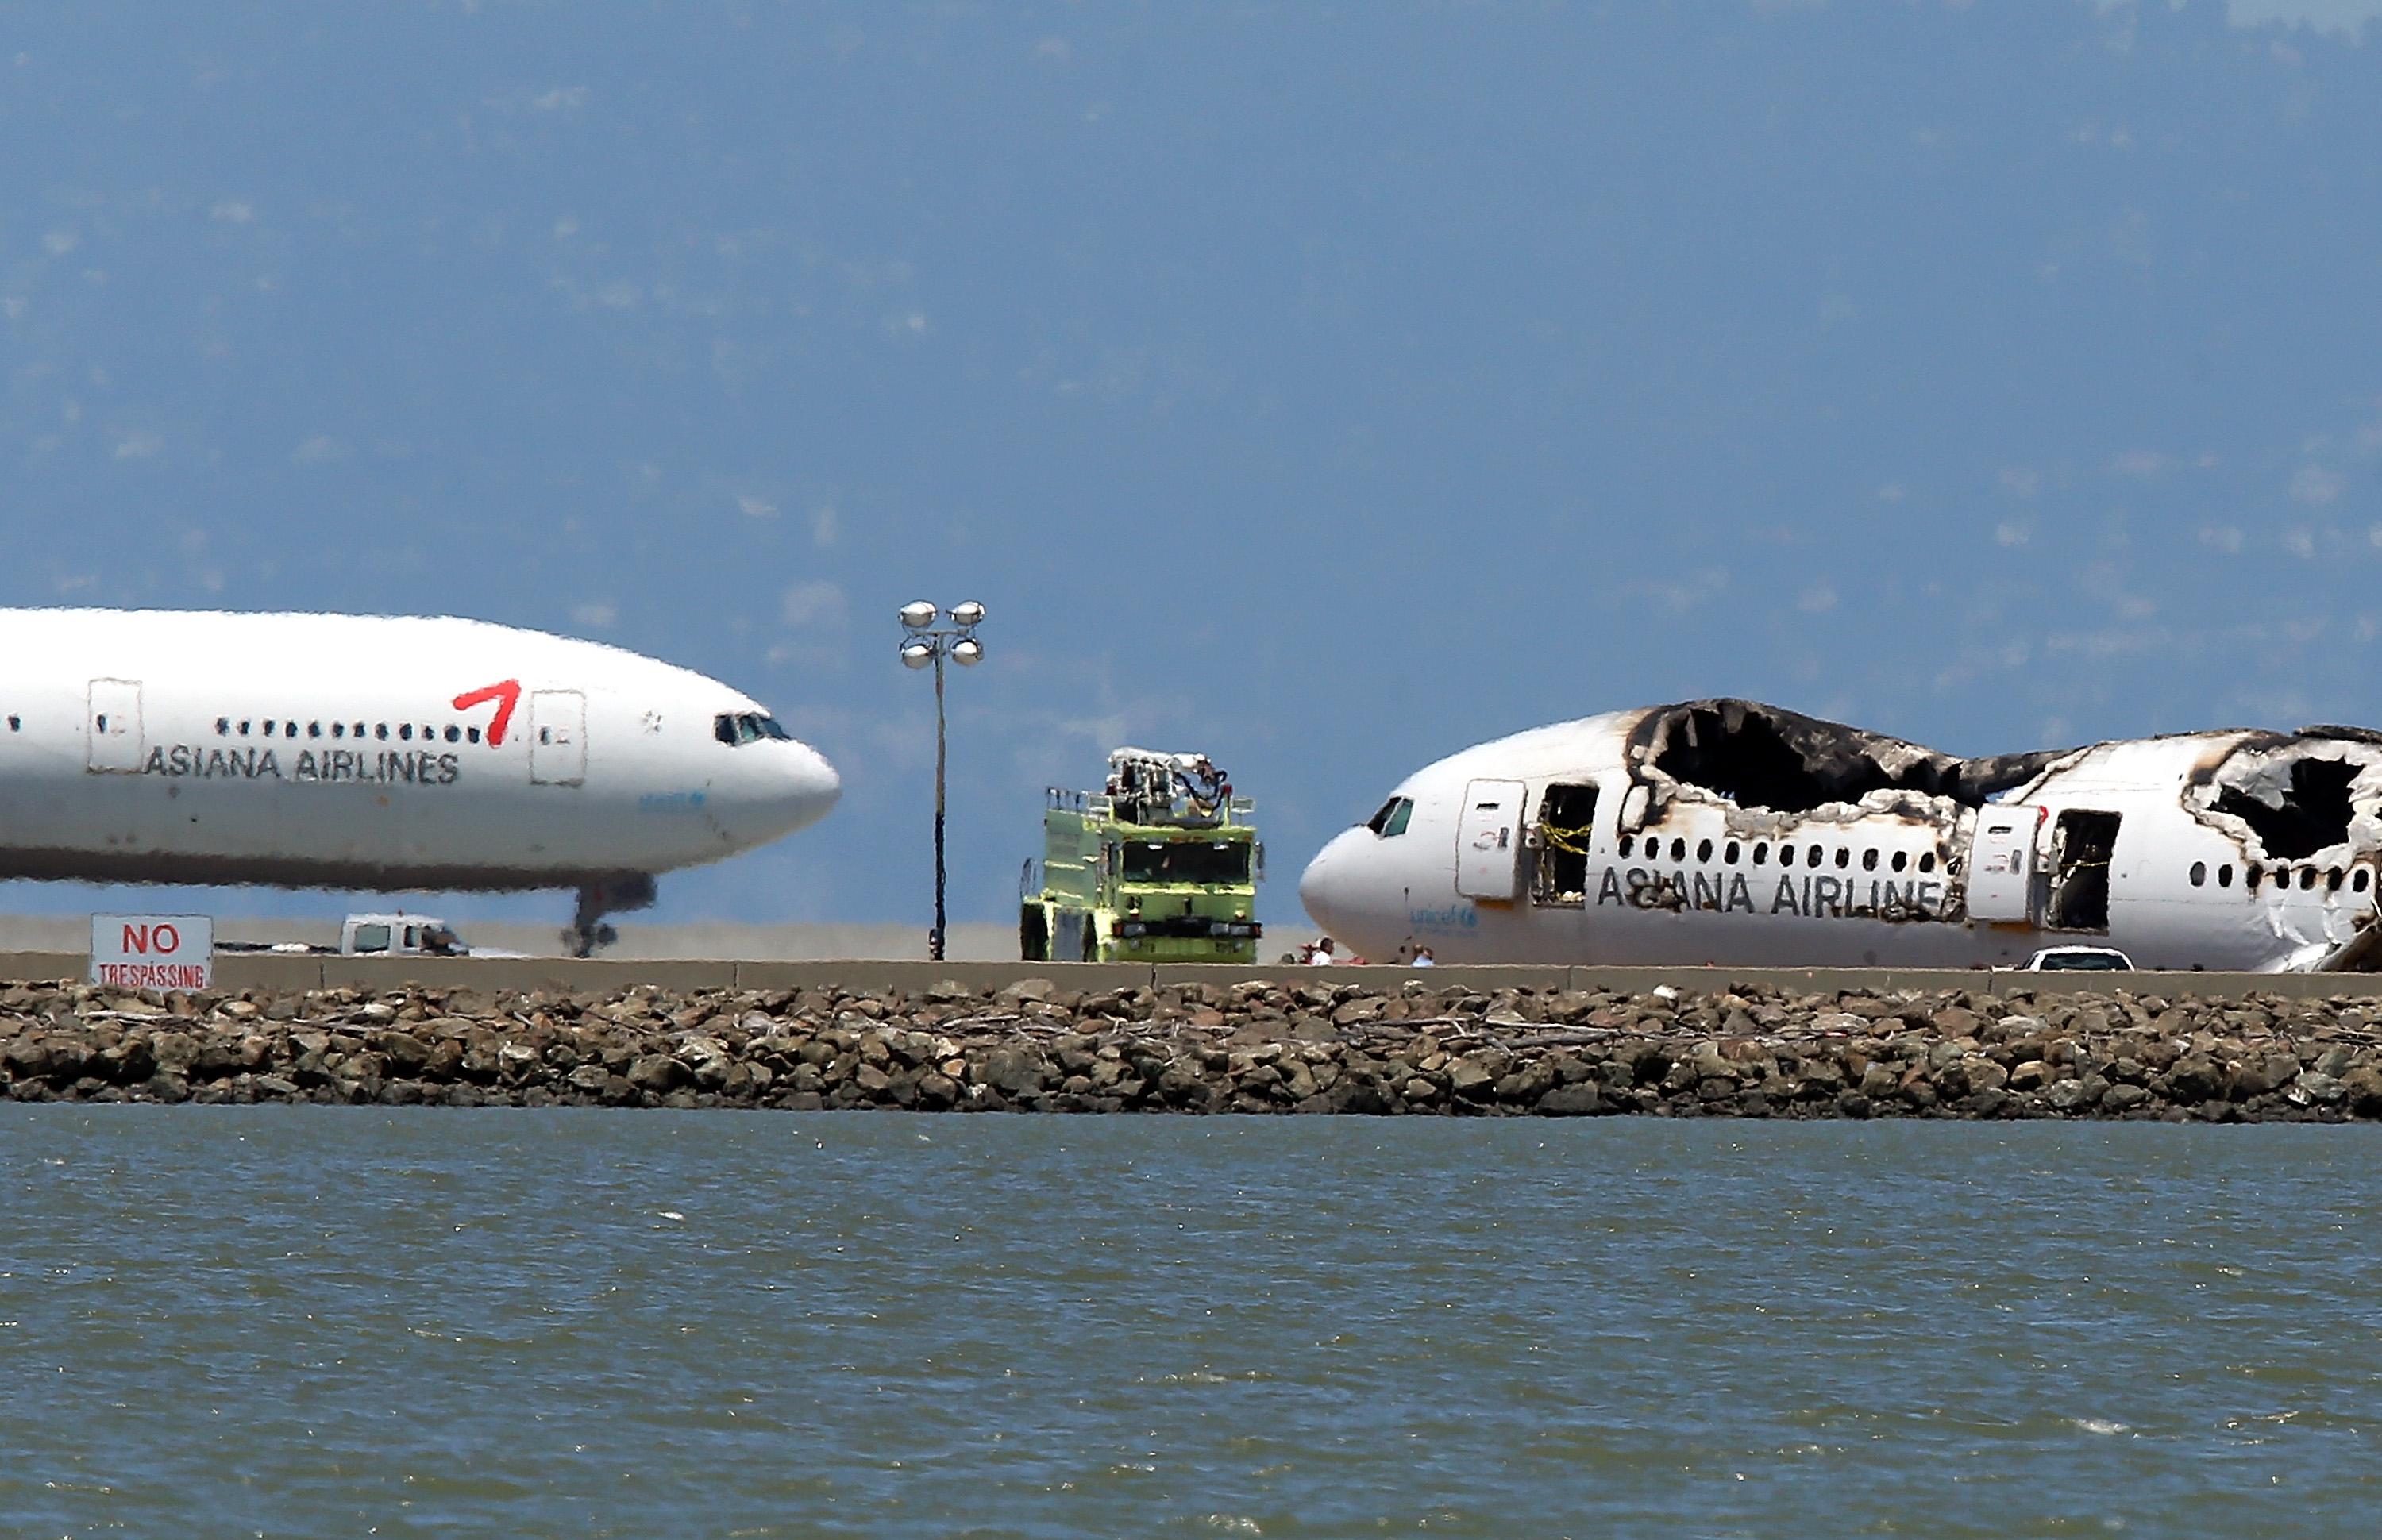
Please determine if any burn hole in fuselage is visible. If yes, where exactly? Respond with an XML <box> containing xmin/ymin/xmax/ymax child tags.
<box><xmin>1644</xmin><ymin>700</ymin><xmax>2057</xmax><ymax>815</ymax></box>
<box><xmin>2212</xmin><ymin>757</ymin><xmax>2357</xmax><ymax>861</ymax></box>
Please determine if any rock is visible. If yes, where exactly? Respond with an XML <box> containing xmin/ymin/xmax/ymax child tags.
<box><xmin>978</xmin><ymin>1048</ymin><xmax>1046</xmax><ymax>1095</ymax></box>
<box><xmin>626</xmin><ymin>1055</ymin><xmax>688</xmax><ymax>1094</ymax></box>
<box><xmin>2231</xmin><ymin>1053</ymin><xmax>2300</xmax><ymax>1099</ymax></box>
<box><xmin>996</xmin><ymin>978</ymin><xmax>1056</xmax><ymax>1007</ymax></box>
<box><xmin>1155</xmin><ymin>1066</ymin><xmax>1217</xmax><ymax>1110</ymax></box>
<box><xmin>1332</xmin><ymin>998</ymin><xmax>1385</xmax><ymax>1027</ymax></box>
<box><xmin>2339</xmin><ymin>1065</ymin><xmax>2382</xmax><ymax>1117</ymax></box>
<box><xmin>1447</xmin><ymin>1056</ymin><xmax>1497</xmax><ymax>1097</ymax></box>
<box><xmin>2294</xmin><ymin>1071</ymin><xmax>2345</xmax><ymax>1106</ymax></box>
<box><xmin>676</xmin><ymin>1036</ymin><xmax>734</xmax><ymax>1090</ymax></box>
<box><xmin>2157</xmin><ymin>1053</ymin><xmax>2221</xmax><ymax>1104</ymax></box>
<box><xmin>1536</xmin><ymin>1084</ymin><xmax>1601</xmax><ymax>1116</ymax></box>
<box><xmin>2102</xmin><ymin>1083</ymin><xmax>2152</xmax><ymax>1113</ymax></box>
<box><xmin>1495</xmin><ymin>1063</ymin><xmax>1557</xmax><ymax>1103</ymax></box>
<box><xmin>374</xmin><ymin>1028</ymin><xmax>431</xmax><ymax>1080</ymax></box>
<box><xmin>2045</xmin><ymin>1078</ymin><xmax>2095</xmax><ymax>1111</ymax></box>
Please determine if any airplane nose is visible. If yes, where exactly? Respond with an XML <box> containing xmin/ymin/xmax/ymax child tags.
<box><xmin>1299</xmin><ymin>828</ymin><xmax>1366</xmax><ymax>936</ymax></box>
<box><xmin>782</xmin><ymin>741</ymin><xmax>842</xmax><ymax>830</ymax></box>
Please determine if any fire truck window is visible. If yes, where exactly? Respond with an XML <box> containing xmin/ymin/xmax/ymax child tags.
<box><xmin>1121</xmin><ymin>842</ymin><xmax>1249</xmax><ymax>884</ymax></box>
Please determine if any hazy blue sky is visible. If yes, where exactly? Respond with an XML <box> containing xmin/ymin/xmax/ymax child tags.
<box><xmin>6</xmin><ymin>1</ymin><xmax>2382</xmax><ymax>931</ymax></box>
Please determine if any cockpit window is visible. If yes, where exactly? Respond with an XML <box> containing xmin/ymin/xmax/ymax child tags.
<box><xmin>1366</xmin><ymin>796</ymin><xmax>1415</xmax><ymax>838</ymax></box>
<box><xmin>715</xmin><ymin>711</ymin><xmax>796</xmax><ymax>746</ymax></box>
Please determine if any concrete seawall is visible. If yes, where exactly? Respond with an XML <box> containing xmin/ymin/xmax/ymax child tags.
<box><xmin>7</xmin><ymin>964</ymin><xmax>2382</xmax><ymax>1119</ymax></box>
<box><xmin>14</xmin><ymin>953</ymin><xmax>2382</xmax><ymax>999</ymax></box>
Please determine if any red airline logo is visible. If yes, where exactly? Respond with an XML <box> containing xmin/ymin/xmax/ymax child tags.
<box><xmin>452</xmin><ymin>680</ymin><xmax>523</xmax><ymax>746</ymax></box>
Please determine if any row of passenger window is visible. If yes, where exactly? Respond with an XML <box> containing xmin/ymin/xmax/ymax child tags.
<box><xmin>2188</xmin><ymin>860</ymin><xmax>2371</xmax><ymax>895</ymax></box>
<box><xmin>1615</xmin><ymin>834</ymin><xmax>1939</xmax><ymax>875</ymax></box>
<box><xmin>213</xmin><ymin>718</ymin><xmax>488</xmax><ymax>745</ymax></box>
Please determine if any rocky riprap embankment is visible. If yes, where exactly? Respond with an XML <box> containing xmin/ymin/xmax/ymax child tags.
<box><xmin>6</xmin><ymin>976</ymin><xmax>2382</xmax><ymax>1120</ymax></box>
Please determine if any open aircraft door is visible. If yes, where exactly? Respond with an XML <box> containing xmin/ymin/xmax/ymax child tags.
<box><xmin>1965</xmin><ymin>804</ymin><xmax>2045</xmax><ymax>922</ymax></box>
<box><xmin>1455</xmin><ymin>778</ymin><xmax>1526</xmax><ymax>901</ymax></box>
<box><xmin>86</xmin><ymin>679</ymin><xmax>143</xmax><ymax>772</ymax></box>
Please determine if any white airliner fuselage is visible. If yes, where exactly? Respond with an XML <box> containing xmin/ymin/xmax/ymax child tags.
<box><xmin>1301</xmin><ymin>699</ymin><xmax>2382</xmax><ymax>973</ymax></box>
<box><xmin>0</xmin><ymin>610</ymin><xmax>840</xmax><ymax>949</ymax></box>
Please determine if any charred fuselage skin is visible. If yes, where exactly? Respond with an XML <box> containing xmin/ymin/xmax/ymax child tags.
<box><xmin>1301</xmin><ymin>699</ymin><xmax>2382</xmax><ymax>972</ymax></box>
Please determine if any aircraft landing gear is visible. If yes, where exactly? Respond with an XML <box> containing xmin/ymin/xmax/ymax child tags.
<box><xmin>568</xmin><ymin>874</ymin><xmax>657</xmax><ymax>957</ymax></box>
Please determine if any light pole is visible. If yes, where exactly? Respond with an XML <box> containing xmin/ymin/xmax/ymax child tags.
<box><xmin>899</xmin><ymin>600</ymin><xmax>985</xmax><ymax>962</ymax></box>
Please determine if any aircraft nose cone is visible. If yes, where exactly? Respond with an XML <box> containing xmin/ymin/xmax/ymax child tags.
<box><xmin>1299</xmin><ymin>828</ymin><xmax>1366</xmax><ymax>937</ymax></box>
<box><xmin>781</xmin><ymin>741</ymin><xmax>842</xmax><ymax>830</ymax></box>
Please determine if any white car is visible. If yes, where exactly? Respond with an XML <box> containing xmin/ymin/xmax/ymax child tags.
<box><xmin>2022</xmin><ymin>945</ymin><xmax>2135</xmax><ymax>972</ymax></box>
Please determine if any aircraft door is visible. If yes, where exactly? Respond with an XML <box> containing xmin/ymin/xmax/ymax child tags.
<box><xmin>1455</xmin><ymin>778</ymin><xmax>1527</xmax><ymax>901</ymax></box>
<box><xmin>529</xmin><ymin>690</ymin><xmax>588</xmax><ymax>786</ymax></box>
<box><xmin>86</xmin><ymin>679</ymin><xmax>143</xmax><ymax>772</ymax></box>
<box><xmin>1965</xmin><ymin>805</ymin><xmax>2044</xmax><ymax>922</ymax></box>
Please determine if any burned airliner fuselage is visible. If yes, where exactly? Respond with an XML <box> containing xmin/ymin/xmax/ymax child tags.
<box><xmin>1300</xmin><ymin>699</ymin><xmax>2382</xmax><ymax>972</ymax></box>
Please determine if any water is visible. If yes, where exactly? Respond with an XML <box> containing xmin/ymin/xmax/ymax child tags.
<box><xmin>3</xmin><ymin>1113</ymin><xmax>2378</xmax><ymax>1538</ymax></box>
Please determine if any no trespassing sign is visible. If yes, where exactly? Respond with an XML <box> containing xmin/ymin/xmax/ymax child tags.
<box><xmin>89</xmin><ymin>914</ymin><xmax>214</xmax><ymax>991</ymax></box>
